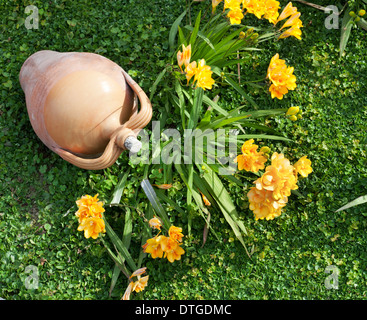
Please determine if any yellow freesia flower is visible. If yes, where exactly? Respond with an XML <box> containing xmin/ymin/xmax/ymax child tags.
<box><xmin>227</xmin><ymin>7</ymin><xmax>244</xmax><ymax>24</ymax></box>
<box><xmin>201</xmin><ymin>192</ymin><xmax>211</xmax><ymax>206</ymax></box>
<box><xmin>122</xmin><ymin>268</ymin><xmax>149</xmax><ymax>300</ymax></box>
<box><xmin>185</xmin><ymin>61</ymin><xmax>198</xmax><ymax>84</ymax></box>
<box><xmin>148</xmin><ymin>216</ymin><xmax>162</xmax><ymax>230</ymax></box>
<box><xmin>129</xmin><ymin>267</ymin><xmax>147</xmax><ymax>279</ymax></box>
<box><xmin>294</xmin><ymin>156</ymin><xmax>313</xmax><ymax>178</ymax></box>
<box><xmin>247</xmin><ymin>187</ymin><xmax>288</xmax><ymax>220</ymax></box>
<box><xmin>275</xmin><ymin>2</ymin><xmax>303</xmax><ymax>40</ymax></box>
<box><xmin>224</xmin><ymin>0</ymin><xmax>241</xmax><ymax>11</ymax></box>
<box><xmin>267</xmin><ymin>53</ymin><xmax>297</xmax><ymax>99</ymax></box>
<box><xmin>279</xmin><ymin>12</ymin><xmax>301</xmax><ymax>30</ymax></box>
<box><xmin>143</xmin><ymin>235</ymin><xmax>164</xmax><ymax>259</ymax></box>
<box><xmin>235</xmin><ymin>139</ymin><xmax>267</xmax><ymax>173</ymax></box>
<box><xmin>77</xmin><ymin>216</ymin><xmax>106</xmax><ymax>239</ymax></box>
<box><xmin>275</xmin><ymin>2</ymin><xmax>298</xmax><ymax>24</ymax></box>
<box><xmin>160</xmin><ymin>236</ymin><xmax>185</xmax><ymax>263</ymax></box>
<box><xmin>193</xmin><ymin>59</ymin><xmax>215</xmax><ymax>91</ymax></box>
<box><xmin>177</xmin><ymin>44</ymin><xmax>192</xmax><ymax>71</ymax></box>
<box><xmin>133</xmin><ymin>275</ymin><xmax>149</xmax><ymax>293</ymax></box>
<box><xmin>75</xmin><ymin>194</ymin><xmax>105</xmax><ymax>223</ymax></box>
<box><xmin>254</xmin><ymin>152</ymin><xmax>298</xmax><ymax>201</ymax></box>
<box><xmin>168</xmin><ymin>225</ymin><xmax>184</xmax><ymax>242</ymax></box>
<box><xmin>263</xmin><ymin>0</ymin><xmax>280</xmax><ymax>24</ymax></box>
<box><xmin>279</xmin><ymin>26</ymin><xmax>302</xmax><ymax>40</ymax></box>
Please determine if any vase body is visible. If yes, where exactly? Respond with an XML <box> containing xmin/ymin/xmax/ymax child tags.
<box><xmin>19</xmin><ymin>50</ymin><xmax>152</xmax><ymax>170</ymax></box>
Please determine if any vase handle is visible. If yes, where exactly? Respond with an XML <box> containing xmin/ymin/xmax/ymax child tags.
<box><xmin>56</xmin><ymin>70</ymin><xmax>152</xmax><ymax>170</ymax></box>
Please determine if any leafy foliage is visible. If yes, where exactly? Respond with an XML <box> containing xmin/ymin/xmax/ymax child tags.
<box><xmin>1</xmin><ymin>0</ymin><xmax>367</xmax><ymax>300</ymax></box>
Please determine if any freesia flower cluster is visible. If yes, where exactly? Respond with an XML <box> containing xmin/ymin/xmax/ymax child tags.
<box><xmin>177</xmin><ymin>44</ymin><xmax>215</xmax><ymax>91</ymax></box>
<box><xmin>143</xmin><ymin>216</ymin><xmax>185</xmax><ymax>263</ymax></box>
<box><xmin>236</xmin><ymin>140</ymin><xmax>312</xmax><ymax>220</ymax></box>
<box><xmin>267</xmin><ymin>53</ymin><xmax>297</xmax><ymax>100</ymax></box>
<box><xmin>212</xmin><ymin>1</ymin><xmax>303</xmax><ymax>40</ymax></box>
<box><xmin>75</xmin><ymin>194</ymin><xmax>106</xmax><ymax>239</ymax></box>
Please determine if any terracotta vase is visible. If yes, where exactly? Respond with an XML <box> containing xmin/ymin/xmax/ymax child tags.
<box><xmin>19</xmin><ymin>50</ymin><xmax>152</xmax><ymax>170</ymax></box>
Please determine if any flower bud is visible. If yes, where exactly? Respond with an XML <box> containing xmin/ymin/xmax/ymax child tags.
<box><xmin>239</xmin><ymin>31</ymin><xmax>246</xmax><ymax>39</ymax></box>
<box><xmin>349</xmin><ymin>11</ymin><xmax>356</xmax><ymax>17</ymax></box>
<box><xmin>358</xmin><ymin>9</ymin><xmax>366</xmax><ymax>16</ymax></box>
<box><xmin>289</xmin><ymin>115</ymin><xmax>297</xmax><ymax>121</ymax></box>
<box><xmin>286</xmin><ymin>106</ymin><xmax>300</xmax><ymax>116</ymax></box>
<box><xmin>260</xmin><ymin>146</ymin><xmax>271</xmax><ymax>154</ymax></box>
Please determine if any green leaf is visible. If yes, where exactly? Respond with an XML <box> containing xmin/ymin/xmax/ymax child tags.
<box><xmin>104</xmin><ymin>218</ymin><xmax>137</xmax><ymax>272</ymax></box>
<box><xmin>169</xmin><ymin>10</ymin><xmax>187</xmax><ymax>51</ymax></box>
<box><xmin>175</xmin><ymin>79</ymin><xmax>186</xmax><ymax>130</ymax></box>
<box><xmin>202</xmin><ymin>94</ymin><xmax>228</xmax><ymax>116</ymax></box>
<box><xmin>109</xmin><ymin>264</ymin><xmax>122</xmax><ymax>297</ymax></box>
<box><xmin>140</xmin><ymin>179</ymin><xmax>171</xmax><ymax>229</ymax></box>
<box><xmin>340</xmin><ymin>9</ymin><xmax>353</xmax><ymax>57</ymax></box>
<box><xmin>199</xmin><ymin>163</ymin><xmax>250</xmax><ymax>257</ymax></box>
<box><xmin>177</xmin><ymin>25</ymin><xmax>188</xmax><ymax>47</ymax></box>
<box><xmin>110</xmin><ymin>169</ymin><xmax>130</xmax><ymax>205</ymax></box>
<box><xmin>189</xmin><ymin>10</ymin><xmax>201</xmax><ymax>48</ymax></box>
<box><xmin>335</xmin><ymin>195</ymin><xmax>367</xmax><ymax>212</ymax></box>
<box><xmin>149</xmin><ymin>68</ymin><xmax>167</xmax><ymax>101</ymax></box>
<box><xmin>188</xmin><ymin>87</ymin><xmax>204</xmax><ymax>130</ymax></box>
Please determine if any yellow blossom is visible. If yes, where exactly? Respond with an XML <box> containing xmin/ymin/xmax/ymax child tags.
<box><xmin>77</xmin><ymin>216</ymin><xmax>106</xmax><ymax>239</ymax></box>
<box><xmin>247</xmin><ymin>187</ymin><xmax>288</xmax><ymax>220</ymax></box>
<box><xmin>275</xmin><ymin>2</ymin><xmax>303</xmax><ymax>40</ymax></box>
<box><xmin>267</xmin><ymin>53</ymin><xmax>297</xmax><ymax>99</ymax></box>
<box><xmin>143</xmin><ymin>235</ymin><xmax>164</xmax><ymax>259</ymax></box>
<box><xmin>129</xmin><ymin>267</ymin><xmax>147</xmax><ymax>279</ymax></box>
<box><xmin>168</xmin><ymin>225</ymin><xmax>184</xmax><ymax>242</ymax></box>
<box><xmin>227</xmin><ymin>7</ymin><xmax>244</xmax><ymax>24</ymax></box>
<box><xmin>263</xmin><ymin>0</ymin><xmax>280</xmax><ymax>24</ymax></box>
<box><xmin>276</xmin><ymin>2</ymin><xmax>298</xmax><ymax>24</ymax></box>
<box><xmin>122</xmin><ymin>269</ymin><xmax>149</xmax><ymax>300</ymax></box>
<box><xmin>133</xmin><ymin>275</ymin><xmax>149</xmax><ymax>293</ymax></box>
<box><xmin>201</xmin><ymin>192</ymin><xmax>211</xmax><ymax>206</ymax></box>
<box><xmin>193</xmin><ymin>59</ymin><xmax>215</xmax><ymax>90</ymax></box>
<box><xmin>279</xmin><ymin>12</ymin><xmax>302</xmax><ymax>30</ymax></box>
<box><xmin>122</xmin><ymin>281</ymin><xmax>134</xmax><ymax>300</ymax></box>
<box><xmin>254</xmin><ymin>152</ymin><xmax>298</xmax><ymax>201</ymax></box>
<box><xmin>235</xmin><ymin>139</ymin><xmax>267</xmax><ymax>172</ymax></box>
<box><xmin>242</xmin><ymin>0</ymin><xmax>280</xmax><ymax>23</ymax></box>
<box><xmin>294</xmin><ymin>156</ymin><xmax>313</xmax><ymax>178</ymax></box>
<box><xmin>160</xmin><ymin>236</ymin><xmax>185</xmax><ymax>263</ymax></box>
<box><xmin>224</xmin><ymin>0</ymin><xmax>242</xmax><ymax>11</ymax></box>
<box><xmin>279</xmin><ymin>26</ymin><xmax>302</xmax><ymax>40</ymax></box>
<box><xmin>177</xmin><ymin>44</ymin><xmax>192</xmax><ymax>71</ymax></box>
<box><xmin>75</xmin><ymin>194</ymin><xmax>105</xmax><ymax>223</ymax></box>
<box><xmin>185</xmin><ymin>61</ymin><xmax>198</xmax><ymax>84</ymax></box>
<box><xmin>148</xmin><ymin>216</ymin><xmax>162</xmax><ymax>230</ymax></box>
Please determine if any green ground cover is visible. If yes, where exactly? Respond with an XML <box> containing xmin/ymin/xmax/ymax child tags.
<box><xmin>1</xmin><ymin>0</ymin><xmax>367</xmax><ymax>300</ymax></box>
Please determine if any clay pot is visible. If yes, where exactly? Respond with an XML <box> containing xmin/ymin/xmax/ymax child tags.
<box><xmin>19</xmin><ymin>50</ymin><xmax>152</xmax><ymax>170</ymax></box>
